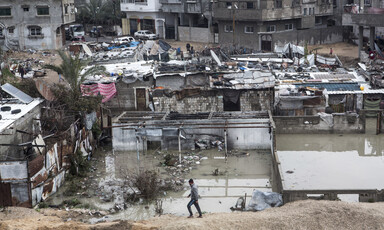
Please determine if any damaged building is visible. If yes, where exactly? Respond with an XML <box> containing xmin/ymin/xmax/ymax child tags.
<box><xmin>0</xmin><ymin>84</ymin><xmax>94</xmax><ymax>207</ymax></box>
<box><xmin>213</xmin><ymin>0</ymin><xmax>341</xmax><ymax>51</ymax></box>
<box><xmin>0</xmin><ymin>0</ymin><xmax>75</xmax><ymax>50</ymax></box>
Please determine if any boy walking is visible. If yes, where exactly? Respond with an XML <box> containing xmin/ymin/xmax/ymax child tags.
<box><xmin>187</xmin><ymin>179</ymin><xmax>202</xmax><ymax>218</ymax></box>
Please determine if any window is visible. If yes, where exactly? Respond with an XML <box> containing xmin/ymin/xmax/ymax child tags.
<box><xmin>37</xmin><ymin>6</ymin><xmax>49</xmax><ymax>15</ymax></box>
<box><xmin>135</xmin><ymin>0</ymin><xmax>148</xmax><ymax>4</ymax></box>
<box><xmin>23</xmin><ymin>7</ymin><xmax>29</xmax><ymax>12</ymax></box>
<box><xmin>244</xmin><ymin>26</ymin><xmax>254</xmax><ymax>33</ymax></box>
<box><xmin>315</xmin><ymin>17</ymin><xmax>322</xmax><ymax>24</ymax></box>
<box><xmin>226</xmin><ymin>2</ymin><xmax>232</xmax><ymax>8</ymax></box>
<box><xmin>247</xmin><ymin>2</ymin><xmax>254</xmax><ymax>9</ymax></box>
<box><xmin>224</xmin><ymin>25</ymin><xmax>233</xmax><ymax>32</ymax></box>
<box><xmin>364</xmin><ymin>0</ymin><xmax>371</xmax><ymax>5</ymax></box>
<box><xmin>56</xmin><ymin>27</ymin><xmax>61</xmax><ymax>35</ymax></box>
<box><xmin>64</xmin><ymin>4</ymin><xmax>68</xmax><ymax>14</ymax></box>
<box><xmin>275</xmin><ymin>0</ymin><xmax>282</xmax><ymax>8</ymax></box>
<box><xmin>8</xmin><ymin>27</ymin><xmax>14</xmax><ymax>33</ymax></box>
<box><xmin>29</xmin><ymin>26</ymin><xmax>42</xmax><ymax>36</ymax></box>
<box><xmin>0</xmin><ymin>28</ymin><xmax>3</xmax><ymax>36</ymax></box>
<box><xmin>0</xmin><ymin>7</ymin><xmax>11</xmax><ymax>16</ymax></box>
<box><xmin>303</xmin><ymin>8</ymin><xmax>307</xmax><ymax>15</ymax></box>
<box><xmin>309</xmin><ymin>8</ymin><xmax>312</xmax><ymax>15</ymax></box>
<box><xmin>266</xmin><ymin>25</ymin><xmax>276</xmax><ymax>32</ymax></box>
<box><xmin>285</xmin><ymin>24</ymin><xmax>293</xmax><ymax>30</ymax></box>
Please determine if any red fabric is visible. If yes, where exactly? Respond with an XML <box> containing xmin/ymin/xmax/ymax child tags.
<box><xmin>80</xmin><ymin>83</ymin><xmax>116</xmax><ymax>103</ymax></box>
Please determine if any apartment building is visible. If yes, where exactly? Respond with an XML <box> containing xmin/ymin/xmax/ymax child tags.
<box><xmin>160</xmin><ymin>0</ymin><xmax>214</xmax><ymax>42</ymax></box>
<box><xmin>214</xmin><ymin>0</ymin><xmax>342</xmax><ymax>51</ymax></box>
<box><xmin>120</xmin><ymin>0</ymin><xmax>167</xmax><ymax>38</ymax></box>
<box><xmin>0</xmin><ymin>0</ymin><xmax>76</xmax><ymax>50</ymax></box>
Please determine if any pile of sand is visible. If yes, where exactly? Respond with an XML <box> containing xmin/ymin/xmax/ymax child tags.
<box><xmin>1</xmin><ymin>200</ymin><xmax>384</xmax><ymax>230</ymax></box>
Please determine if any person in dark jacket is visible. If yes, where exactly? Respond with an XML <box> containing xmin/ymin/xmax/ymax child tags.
<box><xmin>187</xmin><ymin>179</ymin><xmax>202</xmax><ymax>218</ymax></box>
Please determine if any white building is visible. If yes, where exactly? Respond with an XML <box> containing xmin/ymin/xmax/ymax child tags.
<box><xmin>120</xmin><ymin>0</ymin><xmax>167</xmax><ymax>39</ymax></box>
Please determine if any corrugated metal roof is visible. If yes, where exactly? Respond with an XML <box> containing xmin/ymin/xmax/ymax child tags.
<box><xmin>296</xmin><ymin>83</ymin><xmax>361</xmax><ymax>91</ymax></box>
<box><xmin>1</xmin><ymin>83</ymin><xmax>33</xmax><ymax>103</ymax></box>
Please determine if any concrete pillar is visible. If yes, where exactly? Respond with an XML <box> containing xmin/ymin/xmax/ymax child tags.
<box><xmin>358</xmin><ymin>25</ymin><xmax>363</xmax><ymax>60</ymax></box>
<box><xmin>174</xmin><ymin>14</ymin><xmax>178</xmax><ymax>41</ymax></box>
<box><xmin>370</xmin><ymin>26</ymin><xmax>375</xmax><ymax>51</ymax></box>
<box><xmin>189</xmin><ymin>14</ymin><xmax>193</xmax><ymax>41</ymax></box>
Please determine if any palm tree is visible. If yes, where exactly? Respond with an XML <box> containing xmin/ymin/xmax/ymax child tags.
<box><xmin>44</xmin><ymin>50</ymin><xmax>106</xmax><ymax>105</ymax></box>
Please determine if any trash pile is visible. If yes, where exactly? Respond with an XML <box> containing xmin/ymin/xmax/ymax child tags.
<box><xmin>246</xmin><ymin>190</ymin><xmax>283</xmax><ymax>211</ymax></box>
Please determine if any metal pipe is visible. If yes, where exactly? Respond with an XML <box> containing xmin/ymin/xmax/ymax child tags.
<box><xmin>178</xmin><ymin>129</ymin><xmax>181</xmax><ymax>163</ymax></box>
<box><xmin>224</xmin><ymin>129</ymin><xmax>228</xmax><ymax>159</ymax></box>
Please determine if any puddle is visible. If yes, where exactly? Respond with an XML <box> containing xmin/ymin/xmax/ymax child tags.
<box><xmin>46</xmin><ymin>148</ymin><xmax>273</xmax><ymax>221</ymax></box>
<box><xmin>277</xmin><ymin>134</ymin><xmax>384</xmax><ymax>201</ymax></box>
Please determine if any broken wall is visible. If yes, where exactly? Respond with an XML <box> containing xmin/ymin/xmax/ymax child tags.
<box><xmin>112</xmin><ymin>118</ymin><xmax>272</xmax><ymax>151</ymax></box>
<box><xmin>274</xmin><ymin>114</ymin><xmax>364</xmax><ymax>134</ymax></box>
<box><xmin>154</xmin><ymin>92</ymin><xmax>224</xmax><ymax>113</ymax></box>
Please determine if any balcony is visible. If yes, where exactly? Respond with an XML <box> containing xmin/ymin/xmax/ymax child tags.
<box><xmin>342</xmin><ymin>5</ymin><xmax>384</xmax><ymax>27</ymax></box>
<box><xmin>214</xmin><ymin>7</ymin><xmax>262</xmax><ymax>21</ymax></box>
<box><xmin>121</xmin><ymin>1</ymin><xmax>160</xmax><ymax>12</ymax></box>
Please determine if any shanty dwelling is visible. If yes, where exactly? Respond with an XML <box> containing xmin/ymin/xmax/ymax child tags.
<box><xmin>111</xmin><ymin>111</ymin><xmax>274</xmax><ymax>151</ymax></box>
<box><xmin>274</xmin><ymin>80</ymin><xmax>384</xmax><ymax>134</ymax></box>
<box><xmin>0</xmin><ymin>83</ymin><xmax>43</xmax><ymax>207</ymax></box>
<box><xmin>101</xmin><ymin>61</ymin><xmax>275</xmax><ymax>114</ymax></box>
<box><xmin>0</xmin><ymin>84</ymin><xmax>92</xmax><ymax>207</ymax></box>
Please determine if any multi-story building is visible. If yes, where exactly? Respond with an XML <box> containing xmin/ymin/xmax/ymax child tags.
<box><xmin>0</xmin><ymin>0</ymin><xmax>75</xmax><ymax>50</ymax></box>
<box><xmin>120</xmin><ymin>0</ymin><xmax>167</xmax><ymax>38</ymax></box>
<box><xmin>160</xmin><ymin>0</ymin><xmax>214</xmax><ymax>42</ymax></box>
<box><xmin>214</xmin><ymin>0</ymin><xmax>341</xmax><ymax>51</ymax></box>
<box><xmin>342</xmin><ymin>0</ymin><xmax>384</xmax><ymax>59</ymax></box>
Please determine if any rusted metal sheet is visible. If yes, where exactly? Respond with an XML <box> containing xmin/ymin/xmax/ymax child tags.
<box><xmin>0</xmin><ymin>161</ymin><xmax>28</xmax><ymax>181</ymax></box>
<box><xmin>28</xmin><ymin>155</ymin><xmax>44</xmax><ymax>177</ymax></box>
<box><xmin>0</xmin><ymin>183</ymin><xmax>12</xmax><ymax>206</ymax></box>
<box><xmin>30</xmin><ymin>167</ymin><xmax>48</xmax><ymax>188</ymax></box>
<box><xmin>42</xmin><ymin>180</ymin><xmax>54</xmax><ymax>200</ymax></box>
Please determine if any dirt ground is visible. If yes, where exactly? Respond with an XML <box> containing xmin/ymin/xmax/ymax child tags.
<box><xmin>1</xmin><ymin>200</ymin><xmax>384</xmax><ymax>230</ymax></box>
<box><xmin>307</xmin><ymin>42</ymin><xmax>359</xmax><ymax>67</ymax></box>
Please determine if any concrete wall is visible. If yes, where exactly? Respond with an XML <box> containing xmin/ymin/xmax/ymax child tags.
<box><xmin>153</xmin><ymin>89</ymin><xmax>273</xmax><ymax>113</ymax></box>
<box><xmin>154</xmin><ymin>93</ymin><xmax>224</xmax><ymax>113</ymax></box>
<box><xmin>0</xmin><ymin>0</ymin><xmax>73</xmax><ymax>50</ymax></box>
<box><xmin>178</xmin><ymin>26</ymin><xmax>214</xmax><ymax>43</ymax></box>
<box><xmin>218</xmin><ymin>20</ymin><xmax>342</xmax><ymax>50</ymax></box>
<box><xmin>112</xmin><ymin>118</ymin><xmax>272</xmax><ymax>151</ymax></box>
<box><xmin>274</xmin><ymin>114</ymin><xmax>365</xmax><ymax>134</ymax></box>
<box><xmin>272</xmin><ymin>26</ymin><xmax>344</xmax><ymax>47</ymax></box>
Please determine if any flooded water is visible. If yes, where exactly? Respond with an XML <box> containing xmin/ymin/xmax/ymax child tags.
<box><xmin>47</xmin><ymin>148</ymin><xmax>273</xmax><ymax>221</ymax></box>
<box><xmin>277</xmin><ymin>133</ymin><xmax>384</xmax><ymax>201</ymax></box>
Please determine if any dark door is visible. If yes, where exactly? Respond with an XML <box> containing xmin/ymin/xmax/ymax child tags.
<box><xmin>130</xmin><ymin>19</ymin><xmax>138</xmax><ymax>35</ymax></box>
<box><xmin>0</xmin><ymin>182</ymin><xmax>12</xmax><ymax>206</ymax></box>
<box><xmin>136</xmin><ymin>88</ymin><xmax>146</xmax><ymax>111</ymax></box>
<box><xmin>261</xmin><ymin>34</ymin><xmax>272</xmax><ymax>52</ymax></box>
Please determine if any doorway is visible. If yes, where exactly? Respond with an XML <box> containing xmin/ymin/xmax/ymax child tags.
<box><xmin>135</xmin><ymin>88</ymin><xmax>147</xmax><ymax>111</ymax></box>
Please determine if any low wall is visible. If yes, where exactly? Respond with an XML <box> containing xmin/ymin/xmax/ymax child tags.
<box><xmin>274</xmin><ymin>114</ymin><xmax>365</xmax><ymax>134</ymax></box>
<box><xmin>178</xmin><ymin>26</ymin><xmax>214</xmax><ymax>43</ymax></box>
<box><xmin>273</xmin><ymin>26</ymin><xmax>344</xmax><ymax>48</ymax></box>
<box><xmin>112</xmin><ymin>118</ymin><xmax>272</xmax><ymax>151</ymax></box>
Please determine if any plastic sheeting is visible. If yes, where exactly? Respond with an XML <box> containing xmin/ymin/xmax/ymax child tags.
<box><xmin>274</xmin><ymin>43</ymin><xmax>305</xmax><ymax>55</ymax></box>
<box><xmin>223</xmin><ymin>89</ymin><xmax>241</xmax><ymax>103</ymax></box>
<box><xmin>247</xmin><ymin>190</ymin><xmax>283</xmax><ymax>211</ymax></box>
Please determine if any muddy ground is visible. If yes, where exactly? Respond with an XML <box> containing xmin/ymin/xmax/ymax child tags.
<box><xmin>1</xmin><ymin>200</ymin><xmax>384</xmax><ymax>230</ymax></box>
